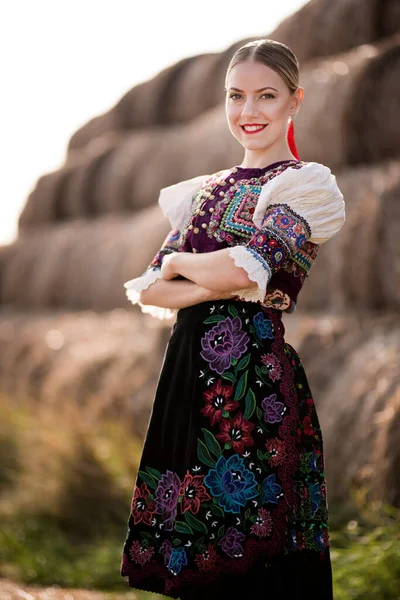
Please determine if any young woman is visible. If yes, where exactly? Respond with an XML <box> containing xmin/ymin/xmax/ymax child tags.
<box><xmin>120</xmin><ymin>39</ymin><xmax>345</xmax><ymax>600</ymax></box>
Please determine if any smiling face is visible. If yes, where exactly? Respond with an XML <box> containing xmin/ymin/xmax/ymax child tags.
<box><xmin>225</xmin><ymin>59</ymin><xmax>303</xmax><ymax>165</ymax></box>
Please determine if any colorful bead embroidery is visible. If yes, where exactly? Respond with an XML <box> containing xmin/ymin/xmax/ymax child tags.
<box><xmin>150</xmin><ymin>229</ymin><xmax>181</xmax><ymax>269</ymax></box>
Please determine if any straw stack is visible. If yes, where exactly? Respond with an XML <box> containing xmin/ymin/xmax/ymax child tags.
<box><xmin>2</xmin><ymin>206</ymin><xmax>170</xmax><ymax>310</ymax></box>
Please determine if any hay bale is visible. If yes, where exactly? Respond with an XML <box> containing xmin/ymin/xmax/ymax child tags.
<box><xmin>62</xmin><ymin>133</ymin><xmax>125</xmax><ymax>218</ymax></box>
<box><xmin>1</xmin><ymin>207</ymin><xmax>170</xmax><ymax>310</ymax></box>
<box><xmin>344</xmin><ymin>38</ymin><xmax>400</xmax><ymax>165</ymax></box>
<box><xmin>271</xmin><ymin>0</ymin><xmax>400</xmax><ymax>62</ymax></box>
<box><xmin>91</xmin><ymin>131</ymin><xmax>159</xmax><ymax>213</ymax></box>
<box><xmin>18</xmin><ymin>134</ymin><xmax>126</xmax><ymax>232</ymax></box>
<box><xmin>68</xmin><ymin>110</ymin><xmax>120</xmax><ymax>153</ymax></box>
<box><xmin>0</xmin><ymin>307</ymin><xmax>171</xmax><ymax>440</ymax></box>
<box><xmin>18</xmin><ymin>169</ymin><xmax>72</xmax><ymax>230</ymax></box>
<box><xmin>114</xmin><ymin>56</ymin><xmax>199</xmax><ymax>129</ymax></box>
<box><xmin>296</xmin><ymin>35</ymin><xmax>400</xmax><ymax>168</ymax></box>
<box><xmin>381</xmin><ymin>0</ymin><xmax>400</xmax><ymax>37</ymax></box>
<box><xmin>165</xmin><ymin>53</ymin><xmax>225</xmax><ymax>123</ymax></box>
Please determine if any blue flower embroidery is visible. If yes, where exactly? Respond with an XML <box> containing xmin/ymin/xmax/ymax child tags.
<box><xmin>253</xmin><ymin>312</ymin><xmax>274</xmax><ymax>339</ymax></box>
<box><xmin>204</xmin><ymin>454</ymin><xmax>258</xmax><ymax>514</ymax></box>
<box><xmin>261</xmin><ymin>473</ymin><xmax>282</xmax><ymax>504</ymax></box>
<box><xmin>167</xmin><ymin>547</ymin><xmax>188</xmax><ymax>575</ymax></box>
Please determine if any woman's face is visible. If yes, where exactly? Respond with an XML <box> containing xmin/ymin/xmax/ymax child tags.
<box><xmin>225</xmin><ymin>60</ymin><xmax>302</xmax><ymax>154</ymax></box>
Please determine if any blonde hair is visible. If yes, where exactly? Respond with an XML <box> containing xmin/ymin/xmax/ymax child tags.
<box><xmin>225</xmin><ymin>39</ymin><xmax>299</xmax><ymax>94</ymax></box>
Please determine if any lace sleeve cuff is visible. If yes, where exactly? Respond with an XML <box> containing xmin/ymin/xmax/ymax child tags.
<box><xmin>124</xmin><ymin>268</ymin><xmax>177</xmax><ymax>320</ymax></box>
<box><xmin>227</xmin><ymin>246</ymin><xmax>272</xmax><ymax>303</ymax></box>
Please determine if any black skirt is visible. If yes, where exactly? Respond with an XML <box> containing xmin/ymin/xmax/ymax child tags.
<box><xmin>120</xmin><ymin>300</ymin><xmax>333</xmax><ymax>600</ymax></box>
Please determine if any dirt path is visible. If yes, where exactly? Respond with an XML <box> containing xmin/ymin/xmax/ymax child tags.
<box><xmin>0</xmin><ymin>579</ymin><xmax>140</xmax><ymax>600</ymax></box>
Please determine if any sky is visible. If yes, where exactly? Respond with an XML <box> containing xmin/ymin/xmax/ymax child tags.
<box><xmin>0</xmin><ymin>0</ymin><xmax>308</xmax><ymax>245</ymax></box>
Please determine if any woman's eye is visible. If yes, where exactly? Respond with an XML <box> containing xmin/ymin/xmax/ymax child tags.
<box><xmin>260</xmin><ymin>93</ymin><xmax>275</xmax><ymax>99</ymax></box>
<box><xmin>229</xmin><ymin>93</ymin><xmax>242</xmax><ymax>100</ymax></box>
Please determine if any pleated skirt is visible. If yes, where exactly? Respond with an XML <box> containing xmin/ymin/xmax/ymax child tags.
<box><xmin>120</xmin><ymin>300</ymin><xmax>333</xmax><ymax>599</ymax></box>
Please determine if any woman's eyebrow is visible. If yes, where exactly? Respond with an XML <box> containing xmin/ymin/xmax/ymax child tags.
<box><xmin>228</xmin><ymin>86</ymin><xmax>279</xmax><ymax>92</ymax></box>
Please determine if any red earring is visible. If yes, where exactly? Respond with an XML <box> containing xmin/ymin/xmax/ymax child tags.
<box><xmin>287</xmin><ymin>117</ymin><xmax>300</xmax><ymax>160</ymax></box>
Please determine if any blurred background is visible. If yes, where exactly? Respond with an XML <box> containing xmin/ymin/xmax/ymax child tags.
<box><xmin>0</xmin><ymin>1</ymin><xmax>399</xmax><ymax>599</ymax></box>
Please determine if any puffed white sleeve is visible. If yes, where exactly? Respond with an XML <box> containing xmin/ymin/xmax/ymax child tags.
<box><xmin>123</xmin><ymin>174</ymin><xmax>209</xmax><ymax>319</ymax></box>
<box><xmin>227</xmin><ymin>162</ymin><xmax>346</xmax><ymax>303</ymax></box>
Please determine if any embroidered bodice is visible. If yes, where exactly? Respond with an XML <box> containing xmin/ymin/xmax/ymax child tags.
<box><xmin>124</xmin><ymin>160</ymin><xmax>345</xmax><ymax>319</ymax></box>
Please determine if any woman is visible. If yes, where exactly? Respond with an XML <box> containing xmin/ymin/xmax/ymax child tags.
<box><xmin>120</xmin><ymin>39</ymin><xmax>345</xmax><ymax>600</ymax></box>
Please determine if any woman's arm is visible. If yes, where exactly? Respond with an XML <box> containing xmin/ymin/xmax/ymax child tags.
<box><xmin>161</xmin><ymin>249</ymin><xmax>257</xmax><ymax>292</ymax></box>
<box><xmin>140</xmin><ymin>277</ymin><xmax>237</xmax><ymax>309</ymax></box>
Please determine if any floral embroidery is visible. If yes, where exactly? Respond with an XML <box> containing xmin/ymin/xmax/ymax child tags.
<box><xmin>204</xmin><ymin>454</ymin><xmax>258</xmax><ymax>514</ymax></box>
<box><xmin>253</xmin><ymin>312</ymin><xmax>274</xmax><ymax>339</ymax></box>
<box><xmin>200</xmin><ymin>316</ymin><xmax>249</xmax><ymax>374</ymax></box>
<box><xmin>251</xmin><ymin>507</ymin><xmax>273</xmax><ymax>538</ymax></box>
<box><xmin>262</xmin><ymin>393</ymin><xmax>287</xmax><ymax>424</ymax></box>
<box><xmin>150</xmin><ymin>228</ymin><xmax>181</xmax><ymax>269</ymax></box>
<box><xmin>261</xmin><ymin>353</ymin><xmax>282</xmax><ymax>381</ymax></box>
<box><xmin>121</xmin><ymin>304</ymin><xmax>331</xmax><ymax>597</ymax></box>
<box><xmin>201</xmin><ymin>379</ymin><xmax>239</xmax><ymax>426</ymax></box>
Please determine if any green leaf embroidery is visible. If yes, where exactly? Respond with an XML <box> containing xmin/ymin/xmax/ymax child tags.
<box><xmin>172</xmin><ymin>538</ymin><xmax>182</xmax><ymax>546</ymax></box>
<box><xmin>202</xmin><ymin>428</ymin><xmax>222</xmax><ymax>458</ymax></box>
<box><xmin>234</xmin><ymin>370</ymin><xmax>248</xmax><ymax>401</ymax></box>
<box><xmin>217</xmin><ymin>524</ymin><xmax>225</xmax><ymax>539</ymax></box>
<box><xmin>138</xmin><ymin>470</ymin><xmax>157</xmax><ymax>490</ymax></box>
<box><xmin>256</xmin><ymin>449</ymin><xmax>265</xmax><ymax>462</ymax></box>
<box><xmin>228</xmin><ymin>304</ymin><xmax>239</xmax><ymax>318</ymax></box>
<box><xmin>243</xmin><ymin>388</ymin><xmax>256</xmax><ymax>420</ymax></box>
<box><xmin>145</xmin><ymin>466</ymin><xmax>162</xmax><ymax>480</ymax></box>
<box><xmin>197</xmin><ymin>439</ymin><xmax>216</xmax><ymax>468</ymax></box>
<box><xmin>237</xmin><ymin>354</ymin><xmax>251</xmax><ymax>372</ymax></box>
<box><xmin>221</xmin><ymin>371</ymin><xmax>235</xmax><ymax>383</ymax></box>
<box><xmin>174</xmin><ymin>521</ymin><xmax>194</xmax><ymax>534</ymax></box>
<box><xmin>204</xmin><ymin>315</ymin><xmax>226</xmax><ymax>324</ymax></box>
<box><xmin>184</xmin><ymin>511</ymin><xmax>208</xmax><ymax>534</ymax></box>
<box><xmin>209</xmin><ymin>502</ymin><xmax>224</xmax><ymax>517</ymax></box>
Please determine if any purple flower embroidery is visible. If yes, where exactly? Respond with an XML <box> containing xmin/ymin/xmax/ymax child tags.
<box><xmin>262</xmin><ymin>393</ymin><xmax>286</xmax><ymax>424</ymax></box>
<box><xmin>200</xmin><ymin>316</ymin><xmax>249</xmax><ymax>374</ymax></box>
<box><xmin>219</xmin><ymin>526</ymin><xmax>245</xmax><ymax>557</ymax></box>
<box><xmin>154</xmin><ymin>470</ymin><xmax>181</xmax><ymax>531</ymax></box>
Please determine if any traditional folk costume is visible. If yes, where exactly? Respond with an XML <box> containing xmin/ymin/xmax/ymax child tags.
<box><xmin>120</xmin><ymin>153</ymin><xmax>345</xmax><ymax>599</ymax></box>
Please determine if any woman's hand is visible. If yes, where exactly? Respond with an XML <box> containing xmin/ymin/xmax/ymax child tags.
<box><xmin>160</xmin><ymin>253</ymin><xmax>180</xmax><ymax>280</ymax></box>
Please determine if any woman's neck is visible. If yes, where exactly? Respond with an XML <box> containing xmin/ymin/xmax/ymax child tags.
<box><xmin>240</xmin><ymin>146</ymin><xmax>298</xmax><ymax>169</ymax></box>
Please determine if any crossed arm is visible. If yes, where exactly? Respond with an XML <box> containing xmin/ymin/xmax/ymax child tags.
<box><xmin>140</xmin><ymin>249</ymin><xmax>257</xmax><ymax>309</ymax></box>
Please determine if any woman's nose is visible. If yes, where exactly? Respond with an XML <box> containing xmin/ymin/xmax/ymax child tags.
<box><xmin>241</xmin><ymin>97</ymin><xmax>259</xmax><ymax>118</ymax></box>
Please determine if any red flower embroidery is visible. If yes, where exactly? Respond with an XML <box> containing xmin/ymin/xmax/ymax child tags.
<box><xmin>194</xmin><ymin>543</ymin><xmax>219</xmax><ymax>572</ymax></box>
<box><xmin>250</xmin><ymin>507</ymin><xmax>273</xmax><ymax>538</ymax></box>
<box><xmin>201</xmin><ymin>379</ymin><xmax>239</xmax><ymax>426</ymax></box>
<box><xmin>178</xmin><ymin>471</ymin><xmax>211</xmax><ymax>515</ymax></box>
<box><xmin>129</xmin><ymin>540</ymin><xmax>155</xmax><ymax>565</ymax></box>
<box><xmin>131</xmin><ymin>482</ymin><xmax>156</xmax><ymax>526</ymax></box>
<box><xmin>216</xmin><ymin>412</ymin><xmax>255</xmax><ymax>454</ymax></box>
<box><xmin>265</xmin><ymin>437</ymin><xmax>288</xmax><ymax>467</ymax></box>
